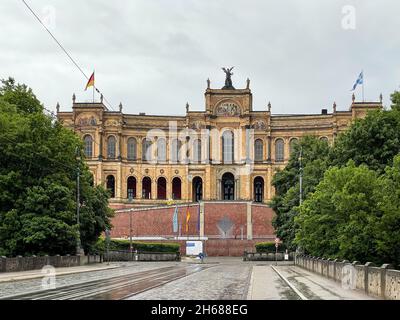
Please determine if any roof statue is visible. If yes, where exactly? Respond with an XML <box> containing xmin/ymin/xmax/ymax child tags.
<box><xmin>222</xmin><ymin>67</ymin><xmax>235</xmax><ymax>90</ymax></box>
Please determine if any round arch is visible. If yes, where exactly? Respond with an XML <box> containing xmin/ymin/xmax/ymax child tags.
<box><xmin>221</xmin><ymin>172</ymin><xmax>235</xmax><ymax>201</ymax></box>
<box><xmin>192</xmin><ymin>176</ymin><xmax>203</xmax><ymax>202</ymax></box>
<box><xmin>142</xmin><ymin>176</ymin><xmax>152</xmax><ymax>199</ymax></box>
<box><xmin>253</xmin><ymin>176</ymin><xmax>264</xmax><ymax>203</ymax></box>
<box><xmin>157</xmin><ymin>176</ymin><xmax>167</xmax><ymax>200</ymax></box>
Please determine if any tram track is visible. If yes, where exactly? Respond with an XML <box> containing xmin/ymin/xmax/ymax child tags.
<box><xmin>1</xmin><ymin>264</ymin><xmax>212</xmax><ymax>300</ymax></box>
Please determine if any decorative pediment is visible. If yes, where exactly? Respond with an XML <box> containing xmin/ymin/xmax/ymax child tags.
<box><xmin>253</xmin><ymin>120</ymin><xmax>266</xmax><ymax>130</ymax></box>
<box><xmin>190</xmin><ymin>121</ymin><xmax>203</xmax><ymax>130</ymax></box>
<box><xmin>76</xmin><ymin>115</ymin><xmax>97</xmax><ymax>127</ymax></box>
<box><xmin>215</xmin><ymin>102</ymin><xmax>241</xmax><ymax>117</ymax></box>
<box><xmin>105</xmin><ymin>119</ymin><xmax>121</xmax><ymax>127</ymax></box>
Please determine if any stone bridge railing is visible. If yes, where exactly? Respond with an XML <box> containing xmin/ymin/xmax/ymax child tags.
<box><xmin>0</xmin><ymin>255</ymin><xmax>102</xmax><ymax>273</ymax></box>
<box><xmin>243</xmin><ymin>251</ymin><xmax>295</xmax><ymax>261</ymax></box>
<box><xmin>295</xmin><ymin>254</ymin><xmax>400</xmax><ymax>300</ymax></box>
<box><xmin>104</xmin><ymin>250</ymin><xmax>181</xmax><ymax>262</ymax></box>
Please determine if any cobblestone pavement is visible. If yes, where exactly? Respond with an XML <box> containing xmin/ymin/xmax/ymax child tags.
<box><xmin>0</xmin><ymin>262</ymin><xmax>180</xmax><ymax>299</ymax></box>
<box><xmin>0</xmin><ymin>259</ymin><xmax>375</xmax><ymax>300</ymax></box>
<box><xmin>127</xmin><ymin>263</ymin><xmax>252</xmax><ymax>300</ymax></box>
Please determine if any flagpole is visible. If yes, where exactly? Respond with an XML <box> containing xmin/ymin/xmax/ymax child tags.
<box><xmin>362</xmin><ymin>70</ymin><xmax>365</xmax><ymax>102</ymax></box>
<box><xmin>93</xmin><ymin>70</ymin><xmax>95</xmax><ymax>103</ymax></box>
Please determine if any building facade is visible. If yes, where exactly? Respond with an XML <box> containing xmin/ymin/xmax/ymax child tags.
<box><xmin>57</xmin><ymin>77</ymin><xmax>382</xmax><ymax>208</ymax></box>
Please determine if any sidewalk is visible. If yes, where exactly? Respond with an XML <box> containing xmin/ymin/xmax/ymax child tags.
<box><xmin>0</xmin><ymin>263</ymin><xmax>120</xmax><ymax>283</ymax></box>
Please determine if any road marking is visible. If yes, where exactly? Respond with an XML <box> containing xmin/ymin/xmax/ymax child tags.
<box><xmin>271</xmin><ymin>266</ymin><xmax>308</xmax><ymax>300</ymax></box>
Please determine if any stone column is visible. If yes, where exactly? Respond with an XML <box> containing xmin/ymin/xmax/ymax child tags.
<box><xmin>217</xmin><ymin>179</ymin><xmax>221</xmax><ymax>200</ymax></box>
<box><xmin>235</xmin><ymin>179</ymin><xmax>240</xmax><ymax>200</ymax></box>
<box><xmin>246</xmin><ymin>202</ymin><xmax>253</xmax><ymax>240</ymax></box>
<box><xmin>206</xmin><ymin>126</ymin><xmax>212</xmax><ymax>164</ymax></box>
<box><xmin>117</xmin><ymin>165</ymin><xmax>122</xmax><ymax>200</ymax></box>
<box><xmin>245</xmin><ymin>125</ymin><xmax>251</xmax><ymax>163</ymax></box>
<box><xmin>152</xmin><ymin>179</ymin><xmax>157</xmax><ymax>200</ymax></box>
<box><xmin>118</xmin><ymin>132</ymin><xmax>122</xmax><ymax>161</ymax></box>
<box><xmin>267</xmin><ymin>135</ymin><xmax>272</xmax><ymax>161</ymax></box>
<box><xmin>138</xmin><ymin>176</ymin><xmax>143</xmax><ymax>200</ymax></box>
<box><xmin>137</xmin><ymin>136</ymin><xmax>143</xmax><ymax>162</ymax></box>
<box><xmin>380</xmin><ymin>264</ymin><xmax>393</xmax><ymax>299</ymax></box>
<box><xmin>98</xmin><ymin>129</ymin><xmax>104</xmax><ymax>160</ymax></box>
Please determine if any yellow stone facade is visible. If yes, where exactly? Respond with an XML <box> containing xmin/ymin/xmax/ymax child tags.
<box><xmin>57</xmin><ymin>80</ymin><xmax>382</xmax><ymax>207</ymax></box>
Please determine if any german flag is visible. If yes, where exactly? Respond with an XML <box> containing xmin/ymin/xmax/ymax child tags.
<box><xmin>85</xmin><ymin>72</ymin><xmax>95</xmax><ymax>91</ymax></box>
<box><xmin>185</xmin><ymin>207</ymin><xmax>191</xmax><ymax>233</ymax></box>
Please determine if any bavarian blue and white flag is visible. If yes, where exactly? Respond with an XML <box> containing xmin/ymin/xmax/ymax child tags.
<box><xmin>172</xmin><ymin>206</ymin><xmax>179</xmax><ymax>233</ymax></box>
<box><xmin>351</xmin><ymin>71</ymin><xmax>363</xmax><ymax>91</ymax></box>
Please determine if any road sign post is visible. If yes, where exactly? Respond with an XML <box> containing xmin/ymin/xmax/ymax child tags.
<box><xmin>275</xmin><ymin>238</ymin><xmax>280</xmax><ymax>266</ymax></box>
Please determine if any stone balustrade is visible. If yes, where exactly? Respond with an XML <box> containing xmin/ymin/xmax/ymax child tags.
<box><xmin>0</xmin><ymin>255</ymin><xmax>102</xmax><ymax>273</ymax></box>
<box><xmin>295</xmin><ymin>254</ymin><xmax>400</xmax><ymax>300</ymax></box>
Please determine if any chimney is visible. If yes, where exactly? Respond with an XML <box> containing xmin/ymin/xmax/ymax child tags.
<box><xmin>321</xmin><ymin>109</ymin><xmax>328</xmax><ymax>115</ymax></box>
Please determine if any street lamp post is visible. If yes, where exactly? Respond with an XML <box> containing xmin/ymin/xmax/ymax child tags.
<box><xmin>128</xmin><ymin>194</ymin><xmax>133</xmax><ymax>260</ymax></box>
<box><xmin>296</xmin><ymin>146</ymin><xmax>304</xmax><ymax>266</ymax></box>
<box><xmin>299</xmin><ymin>146</ymin><xmax>303</xmax><ymax>206</ymax></box>
<box><xmin>76</xmin><ymin>147</ymin><xmax>83</xmax><ymax>256</ymax></box>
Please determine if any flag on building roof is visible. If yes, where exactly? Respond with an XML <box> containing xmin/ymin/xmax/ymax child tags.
<box><xmin>85</xmin><ymin>72</ymin><xmax>95</xmax><ymax>91</ymax></box>
<box><xmin>351</xmin><ymin>71</ymin><xmax>363</xmax><ymax>91</ymax></box>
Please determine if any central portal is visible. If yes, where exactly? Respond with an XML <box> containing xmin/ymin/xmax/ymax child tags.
<box><xmin>222</xmin><ymin>173</ymin><xmax>235</xmax><ymax>200</ymax></box>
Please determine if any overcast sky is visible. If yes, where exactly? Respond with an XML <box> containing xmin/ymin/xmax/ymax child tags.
<box><xmin>1</xmin><ymin>0</ymin><xmax>399</xmax><ymax>115</ymax></box>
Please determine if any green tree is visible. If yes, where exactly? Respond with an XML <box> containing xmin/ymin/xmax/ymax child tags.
<box><xmin>271</xmin><ymin>136</ymin><xmax>330</xmax><ymax>250</ymax></box>
<box><xmin>330</xmin><ymin>109</ymin><xmax>400</xmax><ymax>172</ymax></box>
<box><xmin>295</xmin><ymin>161</ymin><xmax>382</xmax><ymax>263</ymax></box>
<box><xmin>390</xmin><ymin>91</ymin><xmax>400</xmax><ymax>111</ymax></box>
<box><xmin>375</xmin><ymin>155</ymin><xmax>400</xmax><ymax>266</ymax></box>
<box><xmin>0</xmin><ymin>78</ymin><xmax>113</xmax><ymax>256</ymax></box>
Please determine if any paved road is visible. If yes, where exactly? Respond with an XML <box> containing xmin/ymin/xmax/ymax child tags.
<box><xmin>0</xmin><ymin>259</ymin><xmax>375</xmax><ymax>300</ymax></box>
<box><xmin>247</xmin><ymin>265</ymin><xmax>375</xmax><ymax>300</ymax></box>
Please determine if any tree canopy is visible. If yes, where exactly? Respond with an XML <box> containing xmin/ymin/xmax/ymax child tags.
<box><xmin>272</xmin><ymin>94</ymin><xmax>400</xmax><ymax>265</ymax></box>
<box><xmin>0</xmin><ymin>78</ymin><xmax>113</xmax><ymax>256</ymax></box>
<box><xmin>271</xmin><ymin>136</ymin><xmax>330</xmax><ymax>250</ymax></box>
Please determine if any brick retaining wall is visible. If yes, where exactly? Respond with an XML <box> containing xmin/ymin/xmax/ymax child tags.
<box><xmin>110</xmin><ymin>201</ymin><xmax>276</xmax><ymax>256</ymax></box>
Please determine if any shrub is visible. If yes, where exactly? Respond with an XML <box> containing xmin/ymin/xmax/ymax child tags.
<box><xmin>92</xmin><ymin>238</ymin><xmax>180</xmax><ymax>254</ymax></box>
<box><xmin>255</xmin><ymin>242</ymin><xmax>287</xmax><ymax>253</ymax></box>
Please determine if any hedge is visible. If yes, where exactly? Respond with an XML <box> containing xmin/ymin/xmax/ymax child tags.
<box><xmin>255</xmin><ymin>242</ymin><xmax>287</xmax><ymax>253</ymax></box>
<box><xmin>93</xmin><ymin>238</ymin><xmax>180</xmax><ymax>254</ymax></box>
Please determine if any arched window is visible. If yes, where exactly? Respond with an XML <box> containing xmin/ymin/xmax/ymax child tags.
<box><xmin>222</xmin><ymin>172</ymin><xmax>235</xmax><ymax>200</ymax></box>
<box><xmin>83</xmin><ymin>135</ymin><xmax>93</xmax><ymax>158</ymax></box>
<box><xmin>222</xmin><ymin>131</ymin><xmax>234</xmax><ymax>163</ymax></box>
<box><xmin>193</xmin><ymin>139</ymin><xmax>202</xmax><ymax>163</ymax></box>
<box><xmin>254</xmin><ymin>139</ymin><xmax>264</xmax><ymax>162</ymax></box>
<box><xmin>127</xmin><ymin>138</ymin><xmax>137</xmax><ymax>160</ymax></box>
<box><xmin>192</xmin><ymin>177</ymin><xmax>203</xmax><ymax>202</ymax></box>
<box><xmin>127</xmin><ymin>176</ymin><xmax>136</xmax><ymax>200</ymax></box>
<box><xmin>254</xmin><ymin>177</ymin><xmax>264</xmax><ymax>203</ymax></box>
<box><xmin>157</xmin><ymin>138</ymin><xmax>167</xmax><ymax>162</ymax></box>
<box><xmin>275</xmin><ymin>138</ymin><xmax>285</xmax><ymax>162</ymax></box>
<box><xmin>142</xmin><ymin>139</ymin><xmax>152</xmax><ymax>162</ymax></box>
<box><xmin>289</xmin><ymin>138</ymin><xmax>299</xmax><ymax>156</ymax></box>
<box><xmin>157</xmin><ymin>177</ymin><xmax>167</xmax><ymax>200</ymax></box>
<box><xmin>106</xmin><ymin>175</ymin><xmax>115</xmax><ymax>198</ymax></box>
<box><xmin>107</xmin><ymin>136</ymin><xmax>116</xmax><ymax>159</ymax></box>
<box><xmin>171</xmin><ymin>139</ymin><xmax>182</xmax><ymax>163</ymax></box>
<box><xmin>172</xmin><ymin>177</ymin><xmax>182</xmax><ymax>200</ymax></box>
<box><xmin>142</xmin><ymin>177</ymin><xmax>152</xmax><ymax>199</ymax></box>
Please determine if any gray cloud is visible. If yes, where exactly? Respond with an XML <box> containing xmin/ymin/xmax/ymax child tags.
<box><xmin>0</xmin><ymin>0</ymin><xmax>399</xmax><ymax>115</ymax></box>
